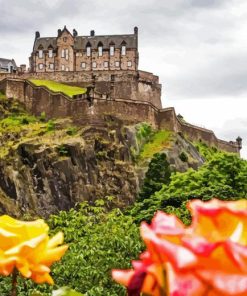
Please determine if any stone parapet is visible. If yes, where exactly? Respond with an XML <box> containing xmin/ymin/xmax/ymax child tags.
<box><xmin>0</xmin><ymin>78</ymin><xmax>241</xmax><ymax>154</ymax></box>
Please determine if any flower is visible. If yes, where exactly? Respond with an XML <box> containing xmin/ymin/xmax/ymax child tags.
<box><xmin>0</xmin><ymin>215</ymin><xmax>68</xmax><ymax>284</ymax></box>
<box><xmin>112</xmin><ymin>199</ymin><xmax>247</xmax><ymax>295</ymax></box>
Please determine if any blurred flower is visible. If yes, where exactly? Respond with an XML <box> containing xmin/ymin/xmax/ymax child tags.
<box><xmin>113</xmin><ymin>199</ymin><xmax>247</xmax><ymax>295</ymax></box>
<box><xmin>0</xmin><ymin>215</ymin><xmax>68</xmax><ymax>284</ymax></box>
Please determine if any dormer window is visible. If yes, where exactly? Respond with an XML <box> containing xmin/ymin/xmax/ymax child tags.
<box><xmin>38</xmin><ymin>50</ymin><xmax>43</xmax><ymax>58</ymax></box>
<box><xmin>98</xmin><ymin>42</ymin><xmax>103</xmax><ymax>57</ymax></box>
<box><xmin>121</xmin><ymin>45</ymin><xmax>126</xmax><ymax>56</ymax></box>
<box><xmin>110</xmin><ymin>45</ymin><xmax>114</xmax><ymax>56</ymax></box>
<box><xmin>86</xmin><ymin>42</ymin><xmax>91</xmax><ymax>57</ymax></box>
<box><xmin>48</xmin><ymin>49</ymin><xmax>53</xmax><ymax>58</ymax></box>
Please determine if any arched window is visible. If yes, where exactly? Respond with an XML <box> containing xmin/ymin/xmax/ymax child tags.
<box><xmin>38</xmin><ymin>45</ymin><xmax>44</xmax><ymax>58</ymax></box>
<box><xmin>109</xmin><ymin>41</ymin><xmax>115</xmax><ymax>56</ymax></box>
<box><xmin>121</xmin><ymin>41</ymin><xmax>127</xmax><ymax>56</ymax></box>
<box><xmin>86</xmin><ymin>42</ymin><xmax>91</xmax><ymax>57</ymax></box>
<box><xmin>98</xmin><ymin>42</ymin><xmax>103</xmax><ymax>57</ymax></box>
<box><xmin>48</xmin><ymin>45</ymin><xmax>53</xmax><ymax>58</ymax></box>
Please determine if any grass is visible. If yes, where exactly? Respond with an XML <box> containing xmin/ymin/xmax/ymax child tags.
<box><xmin>139</xmin><ymin>130</ymin><xmax>173</xmax><ymax>159</ymax></box>
<box><xmin>0</xmin><ymin>91</ymin><xmax>6</xmax><ymax>100</ymax></box>
<box><xmin>29</xmin><ymin>79</ymin><xmax>87</xmax><ymax>98</ymax></box>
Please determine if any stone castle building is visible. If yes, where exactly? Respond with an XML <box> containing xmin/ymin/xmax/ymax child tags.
<box><xmin>29</xmin><ymin>26</ymin><xmax>138</xmax><ymax>73</ymax></box>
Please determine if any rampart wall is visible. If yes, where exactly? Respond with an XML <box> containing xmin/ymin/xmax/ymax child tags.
<box><xmin>0</xmin><ymin>70</ymin><xmax>162</xmax><ymax>109</ymax></box>
<box><xmin>0</xmin><ymin>78</ymin><xmax>241</xmax><ymax>154</ymax></box>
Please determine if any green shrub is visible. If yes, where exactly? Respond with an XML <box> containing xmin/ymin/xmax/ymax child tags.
<box><xmin>57</xmin><ymin>145</ymin><xmax>70</xmax><ymax>157</ymax></box>
<box><xmin>138</xmin><ymin>152</ymin><xmax>171</xmax><ymax>201</ymax></box>
<box><xmin>179</xmin><ymin>151</ymin><xmax>188</xmax><ymax>162</ymax></box>
<box><xmin>46</xmin><ymin>120</ymin><xmax>55</xmax><ymax>132</ymax></box>
<box><xmin>66</xmin><ymin>127</ymin><xmax>77</xmax><ymax>136</ymax></box>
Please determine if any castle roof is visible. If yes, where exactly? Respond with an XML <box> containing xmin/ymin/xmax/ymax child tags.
<box><xmin>33</xmin><ymin>34</ymin><xmax>137</xmax><ymax>51</ymax></box>
<box><xmin>0</xmin><ymin>58</ymin><xmax>17</xmax><ymax>69</ymax></box>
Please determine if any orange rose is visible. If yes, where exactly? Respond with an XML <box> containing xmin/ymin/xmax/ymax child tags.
<box><xmin>0</xmin><ymin>215</ymin><xmax>68</xmax><ymax>284</ymax></box>
<box><xmin>113</xmin><ymin>199</ymin><xmax>247</xmax><ymax>295</ymax></box>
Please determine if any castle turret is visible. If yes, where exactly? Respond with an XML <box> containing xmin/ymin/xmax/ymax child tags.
<box><xmin>236</xmin><ymin>136</ymin><xmax>242</xmax><ymax>150</ymax></box>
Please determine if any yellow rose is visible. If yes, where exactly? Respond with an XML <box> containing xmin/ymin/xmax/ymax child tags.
<box><xmin>0</xmin><ymin>215</ymin><xmax>68</xmax><ymax>284</ymax></box>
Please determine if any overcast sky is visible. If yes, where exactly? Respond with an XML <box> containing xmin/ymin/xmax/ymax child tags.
<box><xmin>0</xmin><ymin>0</ymin><xmax>247</xmax><ymax>157</ymax></box>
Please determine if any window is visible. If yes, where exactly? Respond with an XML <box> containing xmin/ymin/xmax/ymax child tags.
<box><xmin>121</xmin><ymin>45</ymin><xmax>126</xmax><ymax>56</ymax></box>
<box><xmin>87</xmin><ymin>46</ymin><xmax>91</xmax><ymax>57</ymax></box>
<box><xmin>81</xmin><ymin>62</ymin><xmax>86</xmax><ymax>69</ymax></box>
<box><xmin>110</xmin><ymin>46</ymin><xmax>114</xmax><ymax>56</ymax></box>
<box><xmin>48</xmin><ymin>49</ymin><xmax>53</xmax><ymax>58</ymax></box>
<box><xmin>65</xmin><ymin>49</ymin><xmax>69</xmax><ymax>60</ymax></box>
<box><xmin>63</xmin><ymin>37</ymin><xmax>67</xmax><ymax>42</ymax></box>
<box><xmin>61</xmin><ymin>49</ymin><xmax>65</xmax><ymax>58</ymax></box>
<box><xmin>115</xmin><ymin>61</ymin><xmax>120</xmax><ymax>67</ymax></box>
<box><xmin>127</xmin><ymin>61</ymin><xmax>132</xmax><ymax>67</ymax></box>
<box><xmin>92</xmin><ymin>62</ymin><xmax>97</xmax><ymax>68</ymax></box>
<box><xmin>104</xmin><ymin>61</ymin><xmax>108</xmax><ymax>68</ymax></box>
<box><xmin>66</xmin><ymin>67</ymin><xmax>69</xmax><ymax>71</ymax></box>
<box><xmin>38</xmin><ymin>50</ymin><xmax>43</xmax><ymax>58</ymax></box>
<box><xmin>61</xmin><ymin>64</ymin><xmax>65</xmax><ymax>71</ymax></box>
<box><xmin>38</xmin><ymin>63</ymin><xmax>43</xmax><ymax>70</ymax></box>
<box><xmin>98</xmin><ymin>46</ymin><xmax>103</xmax><ymax>56</ymax></box>
<box><xmin>49</xmin><ymin>63</ymin><xmax>54</xmax><ymax>70</ymax></box>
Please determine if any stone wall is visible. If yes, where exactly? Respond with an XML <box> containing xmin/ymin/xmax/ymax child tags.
<box><xmin>0</xmin><ymin>70</ymin><xmax>162</xmax><ymax>109</ymax></box>
<box><xmin>158</xmin><ymin>107</ymin><xmax>240</xmax><ymax>153</ymax></box>
<box><xmin>0</xmin><ymin>78</ymin><xmax>241</xmax><ymax>154</ymax></box>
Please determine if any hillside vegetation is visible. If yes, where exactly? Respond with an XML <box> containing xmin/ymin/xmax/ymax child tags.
<box><xmin>0</xmin><ymin>92</ymin><xmax>246</xmax><ymax>295</ymax></box>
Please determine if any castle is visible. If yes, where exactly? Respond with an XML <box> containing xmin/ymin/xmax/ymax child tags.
<box><xmin>0</xmin><ymin>27</ymin><xmax>242</xmax><ymax>154</ymax></box>
<box><xmin>29</xmin><ymin>26</ymin><xmax>138</xmax><ymax>73</ymax></box>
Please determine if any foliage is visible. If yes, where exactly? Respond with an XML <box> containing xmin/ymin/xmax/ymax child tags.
<box><xmin>139</xmin><ymin>130</ymin><xmax>172</xmax><ymax>159</ymax></box>
<box><xmin>194</xmin><ymin>141</ymin><xmax>219</xmax><ymax>161</ymax></box>
<box><xmin>66</xmin><ymin>127</ymin><xmax>78</xmax><ymax>136</ymax></box>
<box><xmin>46</xmin><ymin>120</ymin><xmax>55</xmax><ymax>132</ymax></box>
<box><xmin>29</xmin><ymin>80</ymin><xmax>87</xmax><ymax>98</ymax></box>
<box><xmin>136</xmin><ymin>122</ymin><xmax>153</xmax><ymax>143</ymax></box>
<box><xmin>52</xmin><ymin>287</ymin><xmax>83</xmax><ymax>296</ymax></box>
<box><xmin>0</xmin><ymin>201</ymin><xmax>143</xmax><ymax>296</ymax></box>
<box><xmin>138</xmin><ymin>153</ymin><xmax>171</xmax><ymax>201</ymax></box>
<box><xmin>179</xmin><ymin>151</ymin><xmax>188</xmax><ymax>162</ymax></box>
<box><xmin>129</xmin><ymin>151</ymin><xmax>247</xmax><ymax>224</ymax></box>
<box><xmin>57</xmin><ymin>145</ymin><xmax>70</xmax><ymax>157</ymax></box>
<box><xmin>47</xmin><ymin>202</ymin><xmax>143</xmax><ymax>296</ymax></box>
<box><xmin>0</xmin><ymin>91</ymin><xmax>5</xmax><ymax>100</ymax></box>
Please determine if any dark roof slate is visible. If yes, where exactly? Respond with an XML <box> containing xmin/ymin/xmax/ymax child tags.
<box><xmin>0</xmin><ymin>58</ymin><xmax>17</xmax><ymax>68</ymax></box>
<box><xmin>33</xmin><ymin>34</ymin><xmax>137</xmax><ymax>51</ymax></box>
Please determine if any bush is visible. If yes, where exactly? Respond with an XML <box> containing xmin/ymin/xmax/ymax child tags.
<box><xmin>179</xmin><ymin>151</ymin><xmax>188</xmax><ymax>162</ymax></box>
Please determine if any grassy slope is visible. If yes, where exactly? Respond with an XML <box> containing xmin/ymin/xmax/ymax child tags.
<box><xmin>0</xmin><ymin>93</ymin><xmax>81</xmax><ymax>159</ymax></box>
<box><xmin>139</xmin><ymin>130</ymin><xmax>173</xmax><ymax>159</ymax></box>
<box><xmin>29</xmin><ymin>79</ymin><xmax>87</xmax><ymax>98</ymax></box>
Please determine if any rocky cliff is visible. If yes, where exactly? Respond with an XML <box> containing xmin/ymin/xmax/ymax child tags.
<box><xmin>0</xmin><ymin>93</ymin><xmax>205</xmax><ymax>217</ymax></box>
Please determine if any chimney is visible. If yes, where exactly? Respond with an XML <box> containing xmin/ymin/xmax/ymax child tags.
<box><xmin>35</xmin><ymin>31</ymin><xmax>40</xmax><ymax>39</ymax></box>
<box><xmin>90</xmin><ymin>30</ymin><xmax>95</xmax><ymax>36</ymax></box>
<box><xmin>134</xmin><ymin>26</ymin><xmax>138</xmax><ymax>35</ymax></box>
<box><xmin>57</xmin><ymin>29</ymin><xmax>62</xmax><ymax>37</ymax></box>
<box><xmin>73</xmin><ymin>29</ymin><xmax>78</xmax><ymax>37</ymax></box>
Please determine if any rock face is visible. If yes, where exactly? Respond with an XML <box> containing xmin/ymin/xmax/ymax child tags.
<box><xmin>0</xmin><ymin>119</ymin><xmax>140</xmax><ymax>217</ymax></box>
<box><xmin>0</xmin><ymin>96</ymin><xmax>205</xmax><ymax>217</ymax></box>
